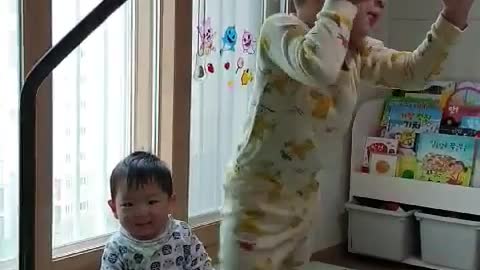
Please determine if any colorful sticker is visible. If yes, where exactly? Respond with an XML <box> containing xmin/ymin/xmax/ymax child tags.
<box><xmin>207</xmin><ymin>63</ymin><xmax>215</xmax><ymax>74</ymax></box>
<box><xmin>236</xmin><ymin>57</ymin><xmax>244</xmax><ymax>74</ymax></box>
<box><xmin>227</xmin><ymin>80</ymin><xmax>234</xmax><ymax>90</ymax></box>
<box><xmin>220</xmin><ymin>26</ymin><xmax>237</xmax><ymax>55</ymax></box>
<box><xmin>241</xmin><ymin>69</ymin><xmax>254</xmax><ymax>86</ymax></box>
<box><xmin>197</xmin><ymin>17</ymin><xmax>216</xmax><ymax>56</ymax></box>
<box><xmin>224</xmin><ymin>62</ymin><xmax>231</xmax><ymax>70</ymax></box>
<box><xmin>193</xmin><ymin>59</ymin><xmax>206</xmax><ymax>81</ymax></box>
<box><xmin>241</xmin><ymin>30</ymin><xmax>256</xmax><ymax>55</ymax></box>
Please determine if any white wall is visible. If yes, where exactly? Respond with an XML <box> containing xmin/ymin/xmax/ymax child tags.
<box><xmin>311</xmin><ymin>0</ymin><xmax>480</xmax><ymax>251</ymax></box>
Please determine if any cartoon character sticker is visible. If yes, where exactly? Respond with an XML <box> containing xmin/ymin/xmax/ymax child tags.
<box><xmin>227</xmin><ymin>80</ymin><xmax>234</xmax><ymax>91</ymax></box>
<box><xmin>197</xmin><ymin>17</ymin><xmax>216</xmax><ymax>56</ymax></box>
<box><xmin>207</xmin><ymin>63</ymin><xmax>215</xmax><ymax>74</ymax></box>
<box><xmin>220</xmin><ymin>26</ymin><xmax>237</xmax><ymax>55</ymax></box>
<box><xmin>241</xmin><ymin>30</ymin><xmax>256</xmax><ymax>55</ymax></box>
<box><xmin>236</xmin><ymin>57</ymin><xmax>244</xmax><ymax>74</ymax></box>
<box><xmin>241</xmin><ymin>69</ymin><xmax>254</xmax><ymax>86</ymax></box>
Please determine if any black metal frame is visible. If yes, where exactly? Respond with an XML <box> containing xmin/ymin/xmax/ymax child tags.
<box><xmin>19</xmin><ymin>0</ymin><xmax>127</xmax><ymax>269</ymax></box>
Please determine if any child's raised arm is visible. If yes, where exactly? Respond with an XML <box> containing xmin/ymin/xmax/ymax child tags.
<box><xmin>360</xmin><ymin>0</ymin><xmax>472</xmax><ymax>90</ymax></box>
<box><xmin>360</xmin><ymin>15</ymin><xmax>463</xmax><ymax>90</ymax></box>
<box><xmin>260</xmin><ymin>0</ymin><xmax>358</xmax><ymax>89</ymax></box>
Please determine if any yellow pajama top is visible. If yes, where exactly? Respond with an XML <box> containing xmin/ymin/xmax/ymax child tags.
<box><xmin>225</xmin><ymin>0</ymin><xmax>462</xmax><ymax>213</ymax></box>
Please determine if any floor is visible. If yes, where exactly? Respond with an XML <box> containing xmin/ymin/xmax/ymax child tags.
<box><xmin>214</xmin><ymin>244</ymin><xmax>430</xmax><ymax>270</ymax></box>
<box><xmin>311</xmin><ymin>244</ymin><xmax>427</xmax><ymax>270</ymax></box>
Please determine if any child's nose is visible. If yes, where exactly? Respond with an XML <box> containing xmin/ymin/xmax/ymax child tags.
<box><xmin>134</xmin><ymin>204</ymin><xmax>149</xmax><ymax>216</ymax></box>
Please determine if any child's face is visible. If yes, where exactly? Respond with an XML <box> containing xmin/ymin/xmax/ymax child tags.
<box><xmin>108</xmin><ymin>180</ymin><xmax>175</xmax><ymax>240</ymax></box>
<box><xmin>300</xmin><ymin>0</ymin><xmax>385</xmax><ymax>47</ymax></box>
<box><xmin>350</xmin><ymin>0</ymin><xmax>385</xmax><ymax>47</ymax></box>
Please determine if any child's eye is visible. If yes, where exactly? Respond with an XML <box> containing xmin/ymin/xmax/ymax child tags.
<box><xmin>148</xmin><ymin>200</ymin><xmax>159</xmax><ymax>205</ymax></box>
<box><xmin>121</xmin><ymin>202</ymin><xmax>133</xmax><ymax>207</ymax></box>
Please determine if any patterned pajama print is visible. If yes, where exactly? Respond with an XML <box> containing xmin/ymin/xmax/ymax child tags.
<box><xmin>220</xmin><ymin>0</ymin><xmax>463</xmax><ymax>269</ymax></box>
<box><xmin>101</xmin><ymin>218</ymin><xmax>213</xmax><ymax>270</ymax></box>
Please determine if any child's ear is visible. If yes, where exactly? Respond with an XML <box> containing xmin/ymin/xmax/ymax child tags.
<box><xmin>108</xmin><ymin>200</ymin><xmax>118</xmax><ymax>219</ymax></box>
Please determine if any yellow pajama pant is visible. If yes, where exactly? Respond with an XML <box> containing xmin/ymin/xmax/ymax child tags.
<box><xmin>219</xmin><ymin>172</ymin><xmax>319</xmax><ymax>270</ymax></box>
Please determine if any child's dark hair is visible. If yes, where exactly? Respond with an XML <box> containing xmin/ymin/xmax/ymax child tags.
<box><xmin>110</xmin><ymin>151</ymin><xmax>173</xmax><ymax>199</ymax></box>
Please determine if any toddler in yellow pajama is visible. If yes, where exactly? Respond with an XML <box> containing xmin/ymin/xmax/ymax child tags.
<box><xmin>220</xmin><ymin>0</ymin><xmax>472</xmax><ymax>269</ymax></box>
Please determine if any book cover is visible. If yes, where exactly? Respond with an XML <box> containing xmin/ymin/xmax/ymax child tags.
<box><xmin>471</xmin><ymin>140</ymin><xmax>480</xmax><ymax>188</ymax></box>
<box><xmin>416</xmin><ymin>133</ymin><xmax>475</xmax><ymax>186</ymax></box>
<box><xmin>362</xmin><ymin>137</ymin><xmax>399</xmax><ymax>169</ymax></box>
<box><xmin>383</xmin><ymin>99</ymin><xmax>441</xmax><ymax>138</ymax></box>
<box><xmin>369</xmin><ymin>153</ymin><xmax>398</xmax><ymax>177</ymax></box>
<box><xmin>460</xmin><ymin>116</ymin><xmax>480</xmax><ymax>131</ymax></box>
<box><xmin>380</xmin><ymin>96</ymin><xmax>440</xmax><ymax>128</ymax></box>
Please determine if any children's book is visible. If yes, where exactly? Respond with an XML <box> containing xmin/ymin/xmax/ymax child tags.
<box><xmin>471</xmin><ymin>140</ymin><xmax>480</xmax><ymax>188</ymax></box>
<box><xmin>415</xmin><ymin>133</ymin><xmax>475</xmax><ymax>186</ymax></box>
<box><xmin>460</xmin><ymin>116</ymin><xmax>480</xmax><ymax>131</ymax></box>
<box><xmin>386</xmin><ymin>102</ymin><xmax>442</xmax><ymax>135</ymax></box>
<box><xmin>454</xmin><ymin>81</ymin><xmax>480</xmax><ymax>106</ymax></box>
<box><xmin>362</xmin><ymin>137</ymin><xmax>398</xmax><ymax>170</ymax></box>
<box><xmin>369</xmin><ymin>153</ymin><xmax>398</xmax><ymax>177</ymax></box>
<box><xmin>380</xmin><ymin>96</ymin><xmax>440</xmax><ymax>129</ymax></box>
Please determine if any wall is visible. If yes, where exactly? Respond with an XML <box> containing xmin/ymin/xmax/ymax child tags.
<box><xmin>311</xmin><ymin>0</ymin><xmax>480</xmax><ymax>251</ymax></box>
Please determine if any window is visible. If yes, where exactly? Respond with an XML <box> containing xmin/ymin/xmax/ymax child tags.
<box><xmin>188</xmin><ymin>0</ymin><xmax>264</xmax><ymax>223</ymax></box>
<box><xmin>80</xmin><ymin>176</ymin><xmax>87</xmax><ymax>185</ymax></box>
<box><xmin>79</xmin><ymin>201</ymin><xmax>89</xmax><ymax>212</ymax></box>
<box><xmin>0</xmin><ymin>217</ymin><xmax>4</xmax><ymax>241</ymax></box>
<box><xmin>0</xmin><ymin>0</ymin><xmax>20</xmax><ymax>267</ymax></box>
<box><xmin>51</xmin><ymin>0</ymin><xmax>134</xmax><ymax>250</ymax></box>
<box><xmin>2</xmin><ymin>0</ymin><xmax>191</xmax><ymax>268</ymax></box>
<box><xmin>54</xmin><ymin>206</ymin><xmax>62</xmax><ymax>225</ymax></box>
<box><xmin>54</xmin><ymin>178</ymin><xmax>62</xmax><ymax>201</ymax></box>
<box><xmin>0</xmin><ymin>188</ymin><xmax>4</xmax><ymax>212</ymax></box>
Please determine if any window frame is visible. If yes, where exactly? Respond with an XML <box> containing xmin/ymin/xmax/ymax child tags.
<box><xmin>14</xmin><ymin>0</ymin><xmax>252</xmax><ymax>267</ymax></box>
<box><xmin>17</xmin><ymin>0</ymin><xmax>162</xmax><ymax>269</ymax></box>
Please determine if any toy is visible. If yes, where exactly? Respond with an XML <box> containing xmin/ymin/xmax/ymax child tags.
<box><xmin>441</xmin><ymin>81</ymin><xmax>480</xmax><ymax>127</ymax></box>
<box><xmin>362</xmin><ymin>137</ymin><xmax>398</xmax><ymax>170</ymax></box>
<box><xmin>416</xmin><ymin>133</ymin><xmax>475</xmax><ymax>186</ymax></box>
<box><xmin>396</xmin><ymin>155</ymin><xmax>417</xmax><ymax>179</ymax></box>
<box><xmin>442</xmin><ymin>104</ymin><xmax>480</xmax><ymax>127</ymax></box>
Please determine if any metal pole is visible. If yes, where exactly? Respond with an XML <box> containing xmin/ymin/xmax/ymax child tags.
<box><xmin>19</xmin><ymin>0</ymin><xmax>127</xmax><ymax>269</ymax></box>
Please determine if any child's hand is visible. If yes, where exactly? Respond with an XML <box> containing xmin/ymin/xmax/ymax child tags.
<box><xmin>442</xmin><ymin>0</ymin><xmax>474</xmax><ymax>29</ymax></box>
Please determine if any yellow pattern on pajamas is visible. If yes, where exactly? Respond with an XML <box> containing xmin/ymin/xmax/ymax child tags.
<box><xmin>220</xmin><ymin>0</ymin><xmax>463</xmax><ymax>269</ymax></box>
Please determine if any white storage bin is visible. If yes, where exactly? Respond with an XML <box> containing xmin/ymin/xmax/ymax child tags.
<box><xmin>416</xmin><ymin>212</ymin><xmax>480</xmax><ymax>270</ymax></box>
<box><xmin>346</xmin><ymin>202</ymin><xmax>418</xmax><ymax>261</ymax></box>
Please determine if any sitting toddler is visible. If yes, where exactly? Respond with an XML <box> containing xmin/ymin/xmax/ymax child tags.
<box><xmin>101</xmin><ymin>151</ymin><xmax>213</xmax><ymax>270</ymax></box>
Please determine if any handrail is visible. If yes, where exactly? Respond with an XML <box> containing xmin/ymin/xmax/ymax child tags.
<box><xmin>19</xmin><ymin>0</ymin><xmax>127</xmax><ymax>269</ymax></box>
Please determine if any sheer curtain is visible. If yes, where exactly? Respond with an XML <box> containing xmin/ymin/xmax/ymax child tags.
<box><xmin>189</xmin><ymin>0</ymin><xmax>265</xmax><ymax>221</ymax></box>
